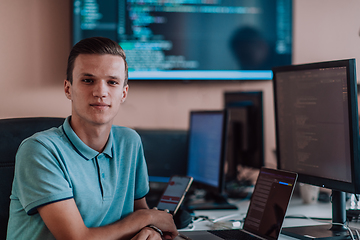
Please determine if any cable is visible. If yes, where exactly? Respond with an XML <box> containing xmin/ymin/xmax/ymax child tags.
<box><xmin>193</xmin><ymin>215</ymin><xmax>214</xmax><ymax>223</ymax></box>
<box><xmin>285</xmin><ymin>214</ymin><xmax>332</xmax><ymax>221</ymax></box>
<box><xmin>355</xmin><ymin>229</ymin><xmax>360</xmax><ymax>240</ymax></box>
<box><xmin>213</xmin><ymin>213</ymin><xmax>244</xmax><ymax>223</ymax></box>
<box><xmin>193</xmin><ymin>213</ymin><xmax>246</xmax><ymax>224</ymax></box>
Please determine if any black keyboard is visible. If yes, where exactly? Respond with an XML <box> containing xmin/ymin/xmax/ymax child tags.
<box><xmin>208</xmin><ymin>229</ymin><xmax>259</xmax><ymax>240</ymax></box>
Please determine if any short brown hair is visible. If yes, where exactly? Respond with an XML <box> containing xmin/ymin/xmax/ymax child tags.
<box><xmin>66</xmin><ymin>37</ymin><xmax>128</xmax><ymax>85</ymax></box>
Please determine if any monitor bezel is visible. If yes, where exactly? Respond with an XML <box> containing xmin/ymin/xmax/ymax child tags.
<box><xmin>272</xmin><ymin>58</ymin><xmax>360</xmax><ymax>194</ymax></box>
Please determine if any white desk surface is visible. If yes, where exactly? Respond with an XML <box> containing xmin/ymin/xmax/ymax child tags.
<box><xmin>176</xmin><ymin>196</ymin><xmax>360</xmax><ymax>240</ymax></box>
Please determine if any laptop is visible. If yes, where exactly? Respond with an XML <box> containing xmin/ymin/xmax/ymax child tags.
<box><xmin>178</xmin><ymin>167</ymin><xmax>298</xmax><ymax>240</ymax></box>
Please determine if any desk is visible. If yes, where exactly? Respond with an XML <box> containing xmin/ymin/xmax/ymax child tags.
<box><xmin>175</xmin><ymin>197</ymin><xmax>360</xmax><ymax>240</ymax></box>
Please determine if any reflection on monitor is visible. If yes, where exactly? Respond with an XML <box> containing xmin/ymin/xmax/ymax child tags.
<box><xmin>273</xmin><ymin>59</ymin><xmax>360</xmax><ymax>240</ymax></box>
<box><xmin>72</xmin><ymin>0</ymin><xmax>292</xmax><ymax>80</ymax></box>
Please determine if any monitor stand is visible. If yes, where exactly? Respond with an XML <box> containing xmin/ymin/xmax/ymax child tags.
<box><xmin>185</xmin><ymin>191</ymin><xmax>238</xmax><ymax>211</ymax></box>
<box><xmin>281</xmin><ymin>190</ymin><xmax>350</xmax><ymax>240</ymax></box>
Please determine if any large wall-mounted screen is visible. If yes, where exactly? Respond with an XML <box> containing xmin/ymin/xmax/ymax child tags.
<box><xmin>72</xmin><ymin>0</ymin><xmax>292</xmax><ymax>80</ymax></box>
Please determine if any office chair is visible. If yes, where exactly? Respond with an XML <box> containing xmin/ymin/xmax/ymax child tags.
<box><xmin>0</xmin><ymin>117</ymin><xmax>65</xmax><ymax>240</ymax></box>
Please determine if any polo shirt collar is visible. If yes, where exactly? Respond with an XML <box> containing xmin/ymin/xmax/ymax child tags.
<box><xmin>62</xmin><ymin>116</ymin><xmax>113</xmax><ymax>160</ymax></box>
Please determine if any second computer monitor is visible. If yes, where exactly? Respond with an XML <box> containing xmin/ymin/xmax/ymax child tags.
<box><xmin>186</xmin><ymin>110</ymin><xmax>226</xmax><ymax>194</ymax></box>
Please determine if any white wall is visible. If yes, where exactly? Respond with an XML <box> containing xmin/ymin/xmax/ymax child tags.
<box><xmin>292</xmin><ymin>0</ymin><xmax>360</xmax><ymax>73</ymax></box>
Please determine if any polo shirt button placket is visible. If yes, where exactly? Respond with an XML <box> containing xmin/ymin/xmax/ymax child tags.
<box><xmin>98</xmin><ymin>154</ymin><xmax>106</xmax><ymax>180</ymax></box>
<box><xmin>95</xmin><ymin>155</ymin><xmax>105</xmax><ymax>199</ymax></box>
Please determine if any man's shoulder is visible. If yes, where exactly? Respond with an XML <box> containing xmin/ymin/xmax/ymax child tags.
<box><xmin>112</xmin><ymin>125</ymin><xmax>142</xmax><ymax>146</ymax></box>
<box><xmin>112</xmin><ymin>125</ymin><xmax>140</xmax><ymax>138</ymax></box>
<box><xmin>15</xmin><ymin>126</ymin><xmax>67</xmax><ymax>165</ymax></box>
<box><xmin>21</xmin><ymin>126</ymin><xmax>65</xmax><ymax>147</ymax></box>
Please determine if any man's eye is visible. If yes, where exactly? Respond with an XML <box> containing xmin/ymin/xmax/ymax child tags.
<box><xmin>108</xmin><ymin>80</ymin><xmax>119</xmax><ymax>85</ymax></box>
<box><xmin>82</xmin><ymin>79</ymin><xmax>93</xmax><ymax>83</ymax></box>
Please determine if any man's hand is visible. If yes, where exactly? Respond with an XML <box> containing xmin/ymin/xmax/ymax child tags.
<box><xmin>131</xmin><ymin>227</ymin><xmax>163</xmax><ymax>240</ymax></box>
<box><xmin>38</xmin><ymin>198</ymin><xmax>178</xmax><ymax>240</ymax></box>
<box><xmin>134</xmin><ymin>198</ymin><xmax>178</xmax><ymax>239</ymax></box>
<box><xmin>133</xmin><ymin>208</ymin><xmax>178</xmax><ymax>239</ymax></box>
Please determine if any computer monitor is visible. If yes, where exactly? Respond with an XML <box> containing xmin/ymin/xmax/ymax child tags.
<box><xmin>136</xmin><ymin>129</ymin><xmax>188</xmax><ymax>183</ymax></box>
<box><xmin>71</xmin><ymin>0</ymin><xmax>292</xmax><ymax>80</ymax></box>
<box><xmin>272</xmin><ymin>59</ymin><xmax>360</xmax><ymax>240</ymax></box>
<box><xmin>187</xmin><ymin>111</ymin><xmax>226</xmax><ymax>193</ymax></box>
<box><xmin>223</xmin><ymin>91</ymin><xmax>265</xmax><ymax>180</ymax></box>
<box><xmin>186</xmin><ymin>111</ymin><xmax>237</xmax><ymax>210</ymax></box>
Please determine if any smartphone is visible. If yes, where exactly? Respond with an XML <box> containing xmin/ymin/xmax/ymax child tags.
<box><xmin>156</xmin><ymin>175</ymin><xmax>193</xmax><ymax>215</ymax></box>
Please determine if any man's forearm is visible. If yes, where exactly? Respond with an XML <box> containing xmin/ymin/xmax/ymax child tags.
<box><xmin>38</xmin><ymin>199</ymin><xmax>178</xmax><ymax>240</ymax></box>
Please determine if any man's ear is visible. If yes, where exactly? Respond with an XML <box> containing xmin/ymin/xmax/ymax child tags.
<box><xmin>64</xmin><ymin>79</ymin><xmax>72</xmax><ymax>100</ymax></box>
<box><xmin>121</xmin><ymin>84</ymin><xmax>129</xmax><ymax>103</ymax></box>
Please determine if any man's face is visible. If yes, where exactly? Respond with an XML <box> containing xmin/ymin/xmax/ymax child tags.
<box><xmin>64</xmin><ymin>54</ymin><xmax>128</xmax><ymax>127</ymax></box>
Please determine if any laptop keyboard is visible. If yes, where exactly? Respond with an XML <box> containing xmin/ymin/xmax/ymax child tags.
<box><xmin>208</xmin><ymin>229</ymin><xmax>260</xmax><ymax>240</ymax></box>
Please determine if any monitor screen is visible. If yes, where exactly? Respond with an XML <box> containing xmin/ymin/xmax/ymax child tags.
<box><xmin>186</xmin><ymin>111</ymin><xmax>225</xmax><ymax>193</ymax></box>
<box><xmin>136</xmin><ymin>129</ymin><xmax>188</xmax><ymax>183</ymax></box>
<box><xmin>272</xmin><ymin>59</ymin><xmax>360</xmax><ymax>239</ymax></box>
<box><xmin>72</xmin><ymin>0</ymin><xmax>292</xmax><ymax>80</ymax></box>
<box><xmin>223</xmin><ymin>91</ymin><xmax>264</xmax><ymax>181</ymax></box>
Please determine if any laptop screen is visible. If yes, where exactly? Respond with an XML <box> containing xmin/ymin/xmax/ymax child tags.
<box><xmin>243</xmin><ymin>167</ymin><xmax>297</xmax><ymax>240</ymax></box>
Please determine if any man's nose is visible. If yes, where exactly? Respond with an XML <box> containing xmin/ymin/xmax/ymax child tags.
<box><xmin>93</xmin><ymin>81</ymin><xmax>109</xmax><ymax>98</ymax></box>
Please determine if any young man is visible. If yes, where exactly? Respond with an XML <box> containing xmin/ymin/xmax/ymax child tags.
<box><xmin>7</xmin><ymin>37</ymin><xmax>178</xmax><ymax>240</ymax></box>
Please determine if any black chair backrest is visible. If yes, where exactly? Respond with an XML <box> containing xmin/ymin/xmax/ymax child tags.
<box><xmin>0</xmin><ymin>117</ymin><xmax>65</xmax><ymax>240</ymax></box>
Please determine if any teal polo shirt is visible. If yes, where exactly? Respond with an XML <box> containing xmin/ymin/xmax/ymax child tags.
<box><xmin>7</xmin><ymin>117</ymin><xmax>149</xmax><ymax>240</ymax></box>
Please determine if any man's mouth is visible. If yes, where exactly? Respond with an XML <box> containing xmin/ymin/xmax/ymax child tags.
<box><xmin>90</xmin><ymin>103</ymin><xmax>110</xmax><ymax>110</ymax></box>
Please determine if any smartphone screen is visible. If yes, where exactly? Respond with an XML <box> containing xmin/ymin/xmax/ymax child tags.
<box><xmin>156</xmin><ymin>176</ymin><xmax>193</xmax><ymax>215</ymax></box>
